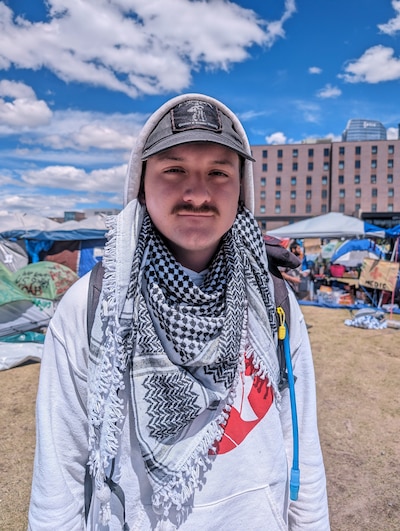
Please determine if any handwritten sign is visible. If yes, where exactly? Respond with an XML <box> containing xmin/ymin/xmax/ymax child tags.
<box><xmin>359</xmin><ymin>258</ymin><xmax>399</xmax><ymax>292</ymax></box>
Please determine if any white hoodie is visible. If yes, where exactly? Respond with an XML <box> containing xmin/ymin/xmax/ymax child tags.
<box><xmin>28</xmin><ymin>94</ymin><xmax>330</xmax><ymax>530</ymax></box>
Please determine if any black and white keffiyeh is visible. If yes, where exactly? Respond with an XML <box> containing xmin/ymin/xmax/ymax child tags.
<box><xmin>88</xmin><ymin>200</ymin><xmax>279</xmax><ymax>523</ymax></box>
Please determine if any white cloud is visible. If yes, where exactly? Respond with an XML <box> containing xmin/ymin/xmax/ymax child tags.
<box><xmin>0</xmin><ymin>190</ymin><xmax>120</xmax><ymax>217</ymax></box>
<box><xmin>340</xmin><ymin>45</ymin><xmax>400</xmax><ymax>83</ymax></box>
<box><xmin>387</xmin><ymin>126</ymin><xmax>399</xmax><ymax>140</ymax></box>
<box><xmin>0</xmin><ymin>80</ymin><xmax>52</xmax><ymax>129</ymax></box>
<box><xmin>308</xmin><ymin>66</ymin><xmax>322</xmax><ymax>74</ymax></box>
<box><xmin>0</xmin><ymin>0</ymin><xmax>296</xmax><ymax>98</ymax></box>
<box><xmin>21</xmin><ymin>163</ymin><xmax>127</xmax><ymax>192</ymax></box>
<box><xmin>0</xmin><ymin>106</ymin><xmax>145</xmax><ymax>154</ymax></box>
<box><xmin>316</xmin><ymin>84</ymin><xmax>342</xmax><ymax>99</ymax></box>
<box><xmin>265</xmin><ymin>132</ymin><xmax>287</xmax><ymax>144</ymax></box>
<box><xmin>378</xmin><ymin>0</ymin><xmax>400</xmax><ymax>35</ymax></box>
<box><xmin>295</xmin><ymin>101</ymin><xmax>321</xmax><ymax>124</ymax></box>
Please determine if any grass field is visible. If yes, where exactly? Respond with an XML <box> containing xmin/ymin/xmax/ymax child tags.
<box><xmin>0</xmin><ymin>304</ymin><xmax>399</xmax><ymax>530</ymax></box>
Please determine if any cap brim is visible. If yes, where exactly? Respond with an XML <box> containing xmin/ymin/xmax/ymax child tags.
<box><xmin>141</xmin><ymin>130</ymin><xmax>255</xmax><ymax>161</ymax></box>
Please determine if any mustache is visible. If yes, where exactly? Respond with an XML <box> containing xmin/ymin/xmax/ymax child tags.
<box><xmin>171</xmin><ymin>204</ymin><xmax>219</xmax><ymax>215</ymax></box>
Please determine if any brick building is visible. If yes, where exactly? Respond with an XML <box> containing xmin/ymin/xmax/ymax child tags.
<box><xmin>251</xmin><ymin>139</ymin><xmax>400</xmax><ymax>233</ymax></box>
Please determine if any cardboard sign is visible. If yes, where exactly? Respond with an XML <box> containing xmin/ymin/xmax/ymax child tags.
<box><xmin>359</xmin><ymin>258</ymin><xmax>399</xmax><ymax>292</ymax></box>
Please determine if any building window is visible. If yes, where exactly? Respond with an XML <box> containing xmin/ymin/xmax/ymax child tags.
<box><xmin>339</xmin><ymin>161</ymin><xmax>345</xmax><ymax>169</ymax></box>
<box><xmin>323</xmin><ymin>162</ymin><xmax>329</xmax><ymax>171</ymax></box>
<box><xmin>306</xmin><ymin>190</ymin><xmax>312</xmax><ymax>199</ymax></box>
<box><xmin>291</xmin><ymin>176</ymin><xmax>297</xmax><ymax>185</ymax></box>
<box><xmin>388</xmin><ymin>159</ymin><xmax>394</xmax><ymax>168</ymax></box>
<box><xmin>277</xmin><ymin>149</ymin><xmax>283</xmax><ymax>158</ymax></box>
<box><xmin>388</xmin><ymin>203</ymin><xmax>394</xmax><ymax>212</ymax></box>
<box><xmin>276</xmin><ymin>177</ymin><xmax>281</xmax><ymax>186</ymax></box>
<box><xmin>322</xmin><ymin>190</ymin><xmax>327</xmax><ymax>199</ymax></box>
<box><xmin>308</xmin><ymin>162</ymin><xmax>314</xmax><ymax>171</ymax></box>
<box><xmin>354</xmin><ymin>175</ymin><xmax>360</xmax><ymax>184</ymax></box>
<box><xmin>308</xmin><ymin>148</ymin><xmax>314</xmax><ymax>157</ymax></box>
<box><xmin>275</xmin><ymin>191</ymin><xmax>281</xmax><ymax>199</ymax></box>
<box><xmin>322</xmin><ymin>175</ymin><xmax>328</xmax><ymax>185</ymax></box>
<box><xmin>355</xmin><ymin>188</ymin><xmax>362</xmax><ymax>198</ymax></box>
<box><xmin>338</xmin><ymin>175</ymin><xmax>344</xmax><ymax>184</ymax></box>
<box><xmin>262</xmin><ymin>149</ymin><xmax>268</xmax><ymax>158</ymax></box>
<box><xmin>306</xmin><ymin>204</ymin><xmax>312</xmax><ymax>213</ymax></box>
<box><xmin>262</xmin><ymin>163</ymin><xmax>268</xmax><ymax>172</ymax></box>
<box><xmin>371</xmin><ymin>203</ymin><xmax>377</xmax><ymax>212</ymax></box>
<box><xmin>321</xmin><ymin>204</ymin><xmax>327</xmax><ymax>213</ymax></box>
<box><xmin>339</xmin><ymin>204</ymin><xmax>345</xmax><ymax>213</ymax></box>
<box><xmin>355</xmin><ymin>203</ymin><xmax>361</xmax><ymax>211</ymax></box>
<box><xmin>355</xmin><ymin>146</ymin><xmax>361</xmax><ymax>155</ymax></box>
<box><xmin>324</xmin><ymin>148</ymin><xmax>330</xmax><ymax>157</ymax></box>
<box><xmin>339</xmin><ymin>146</ymin><xmax>345</xmax><ymax>155</ymax></box>
<box><xmin>290</xmin><ymin>191</ymin><xmax>296</xmax><ymax>199</ymax></box>
<box><xmin>370</xmin><ymin>174</ymin><xmax>377</xmax><ymax>184</ymax></box>
<box><xmin>371</xmin><ymin>160</ymin><xmax>377</xmax><ymax>169</ymax></box>
<box><xmin>260</xmin><ymin>190</ymin><xmax>266</xmax><ymax>199</ymax></box>
<box><xmin>355</xmin><ymin>160</ymin><xmax>361</xmax><ymax>169</ymax></box>
<box><xmin>388</xmin><ymin>145</ymin><xmax>394</xmax><ymax>154</ymax></box>
<box><xmin>277</xmin><ymin>163</ymin><xmax>283</xmax><ymax>171</ymax></box>
<box><xmin>339</xmin><ymin>189</ymin><xmax>345</xmax><ymax>198</ymax></box>
<box><xmin>371</xmin><ymin>188</ymin><xmax>378</xmax><ymax>197</ymax></box>
<box><xmin>260</xmin><ymin>205</ymin><xmax>266</xmax><ymax>213</ymax></box>
<box><xmin>261</xmin><ymin>221</ymin><xmax>266</xmax><ymax>231</ymax></box>
<box><xmin>388</xmin><ymin>188</ymin><xmax>394</xmax><ymax>197</ymax></box>
<box><xmin>290</xmin><ymin>205</ymin><xmax>296</xmax><ymax>213</ymax></box>
<box><xmin>261</xmin><ymin>177</ymin><xmax>266</xmax><ymax>186</ymax></box>
<box><xmin>387</xmin><ymin>174</ymin><xmax>393</xmax><ymax>183</ymax></box>
<box><xmin>371</xmin><ymin>145</ymin><xmax>378</xmax><ymax>154</ymax></box>
<box><xmin>292</xmin><ymin>162</ymin><xmax>298</xmax><ymax>171</ymax></box>
<box><xmin>306</xmin><ymin>176</ymin><xmax>312</xmax><ymax>185</ymax></box>
<box><xmin>292</xmin><ymin>148</ymin><xmax>298</xmax><ymax>157</ymax></box>
<box><xmin>275</xmin><ymin>205</ymin><xmax>281</xmax><ymax>214</ymax></box>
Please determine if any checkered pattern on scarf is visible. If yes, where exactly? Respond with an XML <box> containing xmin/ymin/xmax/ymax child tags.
<box><xmin>116</xmin><ymin>204</ymin><xmax>277</xmax><ymax>510</ymax></box>
<box><xmin>88</xmin><ymin>202</ymin><xmax>278</xmax><ymax>522</ymax></box>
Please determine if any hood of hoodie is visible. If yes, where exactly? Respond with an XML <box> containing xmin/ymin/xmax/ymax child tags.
<box><xmin>123</xmin><ymin>93</ymin><xmax>255</xmax><ymax>213</ymax></box>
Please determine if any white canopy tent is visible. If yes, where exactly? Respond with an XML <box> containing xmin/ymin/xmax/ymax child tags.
<box><xmin>267</xmin><ymin>212</ymin><xmax>386</xmax><ymax>239</ymax></box>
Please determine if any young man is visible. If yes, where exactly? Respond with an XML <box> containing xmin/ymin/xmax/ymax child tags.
<box><xmin>29</xmin><ymin>94</ymin><xmax>329</xmax><ymax>530</ymax></box>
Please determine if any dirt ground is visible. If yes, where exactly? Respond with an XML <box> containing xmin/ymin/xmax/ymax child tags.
<box><xmin>0</xmin><ymin>304</ymin><xmax>399</xmax><ymax>531</ymax></box>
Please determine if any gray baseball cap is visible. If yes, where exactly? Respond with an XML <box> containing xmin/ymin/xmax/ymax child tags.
<box><xmin>141</xmin><ymin>98</ymin><xmax>255</xmax><ymax>161</ymax></box>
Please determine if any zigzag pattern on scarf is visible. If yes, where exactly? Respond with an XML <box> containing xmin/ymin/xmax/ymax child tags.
<box><xmin>143</xmin><ymin>371</ymin><xmax>201</xmax><ymax>440</ymax></box>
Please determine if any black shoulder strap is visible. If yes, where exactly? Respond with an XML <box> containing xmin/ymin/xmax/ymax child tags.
<box><xmin>264</xmin><ymin>236</ymin><xmax>300</xmax><ymax>391</ymax></box>
<box><xmin>87</xmin><ymin>260</ymin><xmax>104</xmax><ymax>343</ymax></box>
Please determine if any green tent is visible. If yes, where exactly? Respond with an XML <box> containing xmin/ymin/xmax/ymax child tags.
<box><xmin>12</xmin><ymin>261</ymin><xmax>78</xmax><ymax>300</ymax></box>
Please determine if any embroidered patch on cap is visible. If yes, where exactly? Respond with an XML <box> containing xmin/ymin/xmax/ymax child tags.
<box><xmin>171</xmin><ymin>100</ymin><xmax>222</xmax><ymax>133</ymax></box>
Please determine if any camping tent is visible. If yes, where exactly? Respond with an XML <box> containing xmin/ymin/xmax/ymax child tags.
<box><xmin>0</xmin><ymin>238</ymin><xmax>28</xmax><ymax>272</ymax></box>
<box><xmin>267</xmin><ymin>212</ymin><xmax>386</xmax><ymax>239</ymax></box>
<box><xmin>331</xmin><ymin>239</ymin><xmax>386</xmax><ymax>267</ymax></box>
<box><xmin>0</xmin><ymin>213</ymin><xmax>108</xmax><ymax>276</ymax></box>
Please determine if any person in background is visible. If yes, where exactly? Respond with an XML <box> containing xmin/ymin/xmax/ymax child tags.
<box><xmin>281</xmin><ymin>241</ymin><xmax>310</xmax><ymax>300</ymax></box>
<box><xmin>29</xmin><ymin>94</ymin><xmax>329</xmax><ymax>530</ymax></box>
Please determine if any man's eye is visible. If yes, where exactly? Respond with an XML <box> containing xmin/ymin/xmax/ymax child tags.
<box><xmin>211</xmin><ymin>170</ymin><xmax>229</xmax><ymax>177</ymax></box>
<box><xmin>164</xmin><ymin>167</ymin><xmax>183</xmax><ymax>173</ymax></box>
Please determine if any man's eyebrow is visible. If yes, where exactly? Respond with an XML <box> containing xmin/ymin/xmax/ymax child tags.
<box><xmin>156</xmin><ymin>153</ymin><xmax>236</xmax><ymax>166</ymax></box>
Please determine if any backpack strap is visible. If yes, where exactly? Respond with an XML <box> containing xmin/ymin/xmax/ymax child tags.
<box><xmin>86</xmin><ymin>260</ymin><xmax>104</xmax><ymax>345</ymax></box>
<box><xmin>264</xmin><ymin>235</ymin><xmax>300</xmax><ymax>391</ymax></box>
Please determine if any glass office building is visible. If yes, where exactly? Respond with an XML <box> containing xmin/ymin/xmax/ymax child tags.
<box><xmin>342</xmin><ymin>119</ymin><xmax>387</xmax><ymax>141</ymax></box>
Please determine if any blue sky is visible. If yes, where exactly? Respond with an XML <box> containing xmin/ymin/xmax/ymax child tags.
<box><xmin>1</xmin><ymin>0</ymin><xmax>400</xmax><ymax>217</ymax></box>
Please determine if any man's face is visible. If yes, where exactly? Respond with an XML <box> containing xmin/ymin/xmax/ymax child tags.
<box><xmin>143</xmin><ymin>142</ymin><xmax>241</xmax><ymax>272</ymax></box>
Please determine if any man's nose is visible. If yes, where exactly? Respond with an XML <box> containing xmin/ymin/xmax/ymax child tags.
<box><xmin>182</xmin><ymin>174</ymin><xmax>211</xmax><ymax>204</ymax></box>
